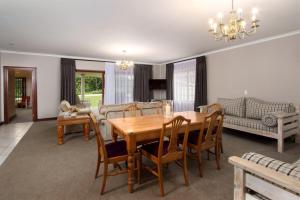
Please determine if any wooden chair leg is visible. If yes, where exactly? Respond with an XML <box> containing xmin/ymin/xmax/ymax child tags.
<box><xmin>137</xmin><ymin>153</ymin><xmax>142</xmax><ymax>184</ymax></box>
<box><xmin>100</xmin><ymin>163</ymin><xmax>108</xmax><ymax>195</ymax></box>
<box><xmin>157</xmin><ymin>164</ymin><xmax>165</xmax><ymax>197</ymax></box>
<box><xmin>207</xmin><ymin>150</ymin><xmax>210</xmax><ymax>160</ymax></box>
<box><xmin>215</xmin><ymin>145</ymin><xmax>221</xmax><ymax>170</ymax></box>
<box><xmin>183</xmin><ymin>154</ymin><xmax>189</xmax><ymax>186</ymax></box>
<box><xmin>196</xmin><ymin>151</ymin><xmax>203</xmax><ymax>177</ymax></box>
<box><xmin>95</xmin><ymin>153</ymin><xmax>101</xmax><ymax>179</ymax></box>
<box><xmin>220</xmin><ymin>141</ymin><xmax>224</xmax><ymax>153</ymax></box>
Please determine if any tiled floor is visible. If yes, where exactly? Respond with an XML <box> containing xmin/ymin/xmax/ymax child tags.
<box><xmin>0</xmin><ymin>122</ymin><xmax>33</xmax><ymax>166</ymax></box>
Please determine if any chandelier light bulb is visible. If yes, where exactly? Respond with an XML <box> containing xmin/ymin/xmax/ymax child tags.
<box><xmin>217</xmin><ymin>12</ymin><xmax>223</xmax><ymax>23</ymax></box>
<box><xmin>237</xmin><ymin>8</ymin><xmax>243</xmax><ymax>19</ymax></box>
<box><xmin>208</xmin><ymin>0</ymin><xmax>260</xmax><ymax>41</ymax></box>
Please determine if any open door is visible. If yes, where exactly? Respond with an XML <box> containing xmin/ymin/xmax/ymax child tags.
<box><xmin>3</xmin><ymin>66</ymin><xmax>37</xmax><ymax>123</ymax></box>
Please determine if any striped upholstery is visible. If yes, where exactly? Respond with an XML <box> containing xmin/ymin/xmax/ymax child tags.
<box><xmin>242</xmin><ymin>152</ymin><xmax>300</xmax><ymax>180</ymax></box>
<box><xmin>261</xmin><ymin>113</ymin><xmax>278</xmax><ymax>127</ymax></box>
<box><xmin>217</xmin><ymin>97</ymin><xmax>245</xmax><ymax>118</ymax></box>
<box><xmin>224</xmin><ymin>115</ymin><xmax>278</xmax><ymax>133</ymax></box>
<box><xmin>293</xmin><ymin>159</ymin><xmax>300</xmax><ymax>167</ymax></box>
<box><xmin>245</xmin><ymin>98</ymin><xmax>295</xmax><ymax>120</ymax></box>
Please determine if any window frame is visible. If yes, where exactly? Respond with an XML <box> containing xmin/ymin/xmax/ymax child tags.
<box><xmin>75</xmin><ymin>69</ymin><xmax>105</xmax><ymax>107</ymax></box>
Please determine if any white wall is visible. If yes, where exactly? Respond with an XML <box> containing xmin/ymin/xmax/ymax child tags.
<box><xmin>153</xmin><ymin>34</ymin><xmax>300</xmax><ymax>106</ymax></box>
<box><xmin>0</xmin><ymin>53</ymin><xmax>61</xmax><ymax>120</ymax></box>
<box><xmin>75</xmin><ymin>60</ymin><xmax>105</xmax><ymax>71</ymax></box>
<box><xmin>207</xmin><ymin>34</ymin><xmax>300</xmax><ymax>106</ymax></box>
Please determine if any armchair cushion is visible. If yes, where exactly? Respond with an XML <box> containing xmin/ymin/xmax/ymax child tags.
<box><xmin>60</xmin><ymin>100</ymin><xmax>71</xmax><ymax>112</ymax></box>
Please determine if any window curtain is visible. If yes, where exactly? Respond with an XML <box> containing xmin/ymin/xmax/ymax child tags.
<box><xmin>61</xmin><ymin>58</ymin><xmax>76</xmax><ymax>105</ymax></box>
<box><xmin>166</xmin><ymin>63</ymin><xmax>174</xmax><ymax>100</ymax></box>
<box><xmin>104</xmin><ymin>62</ymin><xmax>134</xmax><ymax>105</ymax></box>
<box><xmin>133</xmin><ymin>64</ymin><xmax>152</xmax><ymax>102</ymax></box>
<box><xmin>194</xmin><ymin>56</ymin><xmax>207</xmax><ymax>111</ymax></box>
<box><xmin>173</xmin><ymin>59</ymin><xmax>196</xmax><ymax>112</ymax></box>
<box><xmin>104</xmin><ymin>62</ymin><xmax>116</xmax><ymax>105</ymax></box>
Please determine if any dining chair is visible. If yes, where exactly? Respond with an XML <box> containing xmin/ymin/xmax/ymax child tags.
<box><xmin>123</xmin><ymin>104</ymin><xmax>142</xmax><ymax>118</ymax></box>
<box><xmin>138</xmin><ymin>115</ymin><xmax>191</xmax><ymax>196</ymax></box>
<box><xmin>201</xmin><ymin>103</ymin><xmax>224</xmax><ymax>154</ymax></box>
<box><xmin>181</xmin><ymin>110</ymin><xmax>224</xmax><ymax>177</ymax></box>
<box><xmin>89</xmin><ymin>113</ymin><xmax>141</xmax><ymax>195</ymax></box>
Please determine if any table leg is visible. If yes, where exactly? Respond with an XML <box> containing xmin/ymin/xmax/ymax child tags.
<box><xmin>111</xmin><ymin>126</ymin><xmax>118</xmax><ymax>142</ymax></box>
<box><xmin>126</xmin><ymin>136</ymin><xmax>136</xmax><ymax>193</ymax></box>
<box><xmin>57</xmin><ymin>125</ymin><xmax>64</xmax><ymax>145</ymax></box>
<box><xmin>83</xmin><ymin>123</ymin><xmax>90</xmax><ymax>140</ymax></box>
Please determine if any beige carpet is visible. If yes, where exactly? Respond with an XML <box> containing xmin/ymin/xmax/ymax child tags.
<box><xmin>0</xmin><ymin>121</ymin><xmax>299</xmax><ymax>200</ymax></box>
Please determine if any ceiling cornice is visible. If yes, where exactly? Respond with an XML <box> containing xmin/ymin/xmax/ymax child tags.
<box><xmin>0</xmin><ymin>50</ymin><xmax>157</xmax><ymax>65</ymax></box>
<box><xmin>161</xmin><ymin>29</ymin><xmax>300</xmax><ymax>65</ymax></box>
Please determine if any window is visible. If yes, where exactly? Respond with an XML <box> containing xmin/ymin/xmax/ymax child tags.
<box><xmin>173</xmin><ymin>59</ymin><xmax>196</xmax><ymax>111</ymax></box>
<box><xmin>75</xmin><ymin>71</ymin><xmax>104</xmax><ymax>108</ymax></box>
<box><xmin>15</xmin><ymin>77</ymin><xmax>26</xmax><ymax>104</ymax></box>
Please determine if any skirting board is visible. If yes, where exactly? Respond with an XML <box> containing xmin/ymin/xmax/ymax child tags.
<box><xmin>36</xmin><ymin>117</ymin><xmax>57</xmax><ymax>121</ymax></box>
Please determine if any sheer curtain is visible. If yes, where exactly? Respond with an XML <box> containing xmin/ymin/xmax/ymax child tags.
<box><xmin>173</xmin><ymin>59</ymin><xmax>196</xmax><ymax>111</ymax></box>
<box><xmin>104</xmin><ymin>62</ymin><xmax>134</xmax><ymax>105</ymax></box>
<box><xmin>115</xmin><ymin>66</ymin><xmax>134</xmax><ymax>104</ymax></box>
<box><xmin>104</xmin><ymin>62</ymin><xmax>116</xmax><ymax>105</ymax></box>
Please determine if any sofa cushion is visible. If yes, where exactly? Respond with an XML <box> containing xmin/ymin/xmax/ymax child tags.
<box><xmin>217</xmin><ymin>97</ymin><xmax>245</xmax><ymax>117</ymax></box>
<box><xmin>245</xmin><ymin>98</ymin><xmax>295</xmax><ymax>120</ymax></box>
<box><xmin>261</xmin><ymin>113</ymin><xmax>277</xmax><ymax>127</ymax></box>
<box><xmin>224</xmin><ymin>115</ymin><xmax>277</xmax><ymax>133</ymax></box>
<box><xmin>242</xmin><ymin>152</ymin><xmax>300</xmax><ymax>180</ymax></box>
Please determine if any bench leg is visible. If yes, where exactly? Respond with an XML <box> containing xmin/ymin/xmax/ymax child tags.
<box><xmin>277</xmin><ymin>118</ymin><xmax>284</xmax><ymax>153</ymax></box>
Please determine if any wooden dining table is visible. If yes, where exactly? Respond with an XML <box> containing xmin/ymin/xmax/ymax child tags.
<box><xmin>108</xmin><ymin>111</ymin><xmax>207</xmax><ymax>193</ymax></box>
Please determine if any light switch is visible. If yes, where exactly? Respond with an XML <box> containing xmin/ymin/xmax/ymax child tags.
<box><xmin>244</xmin><ymin>90</ymin><xmax>248</xmax><ymax>96</ymax></box>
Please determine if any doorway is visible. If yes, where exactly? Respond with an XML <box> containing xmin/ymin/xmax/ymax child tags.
<box><xmin>4</xmin><ymin>66</ymin><xmax>37</xmax><ymax>123</ymax></box>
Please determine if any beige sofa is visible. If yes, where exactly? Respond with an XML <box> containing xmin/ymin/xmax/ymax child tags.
<box><xmin>98</xmin><ymin>102</ymin><xmax>163</xmax><ymax>140</ymax></box>
<box><xmin>229</xmin><ymin>152</ymin><xmax>300</xmax><ymax>200</ymax></box>
<box><xmin>218</xmin><ymin>97</ymin><xmax>299</xmax><ymax>152</ymax></box>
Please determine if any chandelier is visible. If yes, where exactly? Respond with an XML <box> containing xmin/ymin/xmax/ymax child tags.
<box><xmin>116</xmin><ymin>50</ymin><xmax>134</xmax><ymax>70</ymax></box>
<box><xmin>208</xmin><ymin>0</ymin><xmax>259</xmax><ymax>41</ymax></box>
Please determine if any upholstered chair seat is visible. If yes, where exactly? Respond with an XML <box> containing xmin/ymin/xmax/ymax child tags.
<box><xmin>141</xmin><ymin>141</ymin><xmax>183</xmax><ymax>157</ymax></box>
<box><xmin>105</xmin><ymin>140</ymin><xmax>128</xmax><ymax>158</ymax></box>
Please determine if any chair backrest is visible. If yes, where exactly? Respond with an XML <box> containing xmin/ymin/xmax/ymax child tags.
<box><xmin>202</xmin><ymin>103</ymin><xmax>222</xmax><ymax>113</ymax></box>
<box><xmin>123</xmin><ymin>104</ymin><xmax>142</xmax><ymax>117</ymax></box>
<box><xmin>198</xmin><ymin>110</ymin><xmax>224</xmax><ymax>148</ymax></box>
<box><xmin>89</xmin><ymin>113</ymin><xmax>108</xmax><ymax>160</ymax></box>
<box><xmin>158</xmin><ymin>115</ymin><xmax>191</xmax><ymax>161</ymax></box>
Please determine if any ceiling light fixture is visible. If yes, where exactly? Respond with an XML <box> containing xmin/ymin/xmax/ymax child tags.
<box><xmin>116</xmin><ymin>50</ymin><xmax>134</xmax><ymax>70</ymax></box>
<box><xmin>208</xmin><ymin>0</ymin><xmax>260</xmax><ymax>41</ymax></box>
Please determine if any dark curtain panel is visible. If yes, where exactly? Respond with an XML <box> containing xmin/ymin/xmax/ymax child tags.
<box><xmin>194</xmin><ymin>56</ymin><xmax>207</xmax><ymax>111</ymax></box>
<box><xmin>133</xmin><ymin>64</ymin><xmax>153</xmax><ymax>102</ymax></box>
<box><xmin>166</xmin><ymin>63</ymin><xmax>174</xmax><ymax>100</ymax></box>
<box><xmin>61</xmin><ymin>58</ymin><xmax>76</xmax><ymax>105</ymax></box>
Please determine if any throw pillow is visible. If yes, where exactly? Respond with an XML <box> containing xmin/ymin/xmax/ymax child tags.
<box><xmin>261</xmin><ymin>113</ymin><xmax>278</xmax><ymax>127</ymax></box>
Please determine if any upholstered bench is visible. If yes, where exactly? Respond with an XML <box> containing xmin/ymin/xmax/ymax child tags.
<box><xmin>229</xmin><ymin>152</ymin><xmax>300</xmax><ymax>200</ymax></box>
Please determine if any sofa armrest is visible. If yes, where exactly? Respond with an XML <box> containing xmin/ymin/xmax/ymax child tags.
<box><xmin>273</xmin><ymin>111</ymin><xmax>299</xmax><ymax>119</ymax></box>
<box><xmin>229</xmin><ymin>156</ymin><xmax>300</xmax><ymax>195</ymax></box>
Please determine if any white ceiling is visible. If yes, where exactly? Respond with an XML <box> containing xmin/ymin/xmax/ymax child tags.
<box><xmin>0</xmin><ymin>0</ymin><xmax>299</xmax><ymax>64</ymax></box>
